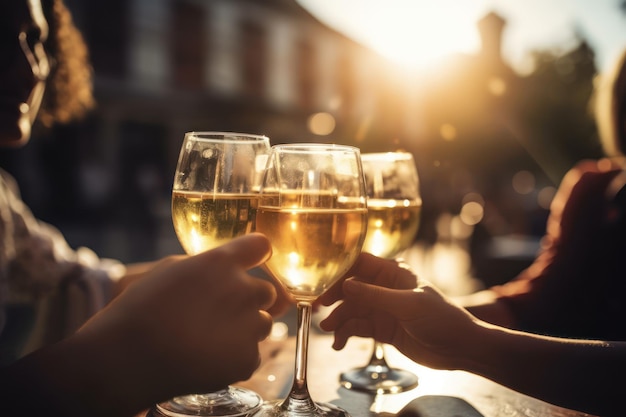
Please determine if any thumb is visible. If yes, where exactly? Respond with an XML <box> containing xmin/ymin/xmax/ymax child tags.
<box><xmin>201</xmin><ymin>233</ymin><xmax>272</xmax><ymax>270</ymax></box>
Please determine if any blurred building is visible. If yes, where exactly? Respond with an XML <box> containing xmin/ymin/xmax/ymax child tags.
<box><xmin>70</xmin><ymin>0</ymin><xmax>416</xmax><ymax>145</ymax></box>
<box><xmin>0</xmin><ymin>1</ymin><xmax>599</xmax><ymax>283</ymax></box>
<box><xmin>33</xmin><ymin>0</ymin><xmax>417</xmax><ymax>262</ymax></box>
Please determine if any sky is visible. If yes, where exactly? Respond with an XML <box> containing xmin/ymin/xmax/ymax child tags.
<box><xmin>296</xmin><ymin>0</ymin><xmax>626</xmax><ymax>74</ymax></box>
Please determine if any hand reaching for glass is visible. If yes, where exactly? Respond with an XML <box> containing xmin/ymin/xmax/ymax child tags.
<box><xmin>85</xmin><ymin>234</ymin><xmax>277</xmax><ymax>395</ymax></box>
<box><xmin>318</xmin><ymin>252</ymin><xmax>626</xmax><ymax>417</ymax></box>
<box><xmin>3</xmin><ymin>234</ymin><xmax>277</xmax><ymax>417</ymax></box>
<box><xmin>318</xmin><ymin>252</ymin><xmax>476</xmax><ymax>366</ymax></box>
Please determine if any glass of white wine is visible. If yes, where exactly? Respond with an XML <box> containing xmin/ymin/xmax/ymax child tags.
<box><xmin>339</xmin><ymin>151</ymin><xmax>422</xmax><ymax>394</ymax></box>
<box><xmin>252</xmin><ymin>144</ymin><xmax>368</xmax><ymax>417</ymax></box>
<box><xmin>154</xmin><ymin>131</ymin><xmax>270</xmax><ymax>417</ymax></box>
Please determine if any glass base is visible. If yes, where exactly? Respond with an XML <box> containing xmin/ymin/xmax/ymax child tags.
<box><xmin>340</xmin><ymin>365</ymin><xmax>418</xmax><ymax>394</ymax></box>
<box><xmin>151</xmin><ymin>386</ymin><xmax>262</xmax><ymax>417</ymax></box>
<box><xmin>251</xmin><ymin>399</ymin><xmax>350</xmax><ymax>417</ymax></box>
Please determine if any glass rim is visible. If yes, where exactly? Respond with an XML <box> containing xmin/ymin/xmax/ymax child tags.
<box><xmin>185</xmin><ymin>131</ymin><xmax>269</xmax><ymax>143</ymax></box>
<box><xmin>270</xmin><ymin>143</ymin><xmax>360</xmax><ymax>153</ymax></box>
<box><xmin>361</xmin><ymin>151</ymin><xmax>414</xmax><ymax>161</ymax></box>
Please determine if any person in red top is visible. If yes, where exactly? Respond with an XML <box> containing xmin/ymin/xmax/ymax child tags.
<box><xmin>458</xmin><ymin>47</ymin><xmax>626</xmax><ymax>340</ymax></box>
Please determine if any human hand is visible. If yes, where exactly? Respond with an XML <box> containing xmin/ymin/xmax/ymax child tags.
<box><xmin>252</xmin><ymin>264</ymin><xmax>296</xmax><ymax>318</ymax></box>
<box><xmin>317</xmin><ymin>255</ymin><xmax>417</xmax><ymax>307</ymax></box>
<box><xmin>319</xmin><ymin>252</ymin><xmax>480</xmax><ymax>371</ymax></box>
<box><xmin>75</xmin><ymin>233</ymin><xmax>277</xmax><ymax>404</ymax></box>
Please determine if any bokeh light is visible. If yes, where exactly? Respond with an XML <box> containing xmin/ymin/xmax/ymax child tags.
<box><xmin>439</xmin><ymin>123</ymin><xmax>457</xmax><ymax>141</ymax></box>
<box><xmin>307</xmin><ymin>112</ymin><xmax>336</xmax><ymax>136</ymax></box>
<box><xmin>537</xmin><ymin>185</ymin><xmax>557</xmax><ymax>210</ymax></box>
<box><xmin>512</xmin><ymin>170</ymin><xmax>535</xmax><ymax>195</ymax></box>
<box><xmin>460</xmin><ymin>201</ymin><xmax>484</xmax><ymax>226</ymax></box>
<box><xmin>487</xmin><ymin>76</ymin><xmax>507</xmax><ymax>96</ymax></box>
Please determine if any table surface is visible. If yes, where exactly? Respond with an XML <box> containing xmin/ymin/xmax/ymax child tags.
<box><xmin>140</xmin><ymin>332</ymin><xmax>595</xmax><ymax>417</ymax></box>
<box><xmin>229</xmin><ymin>333</ymin><xmax>594</xmax><ymax>417</ymax></box>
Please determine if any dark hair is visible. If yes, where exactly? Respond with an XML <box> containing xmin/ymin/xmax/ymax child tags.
<box><xmin>39</xmin><ymin>0</ymin><xmax>94</xmax><ymax>126</ymax></box>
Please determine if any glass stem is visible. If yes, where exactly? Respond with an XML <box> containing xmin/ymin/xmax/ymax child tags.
<box><xmin>281</xmin><ymin>301</ymin><xmax>317</xmax><ymax>412</ymax></box>
<box><xmin>367</xmin><ymin>341</ymin><xmax>390</xmax><ymax>369</ymax></box>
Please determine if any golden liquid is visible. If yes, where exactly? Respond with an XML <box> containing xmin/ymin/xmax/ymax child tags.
<box><xmin>256</xmin><ymin>207</ymin><xmax>368</xmax><ymax>302</ymax></box>
<box><xmin>172</xmin><ymin>191</ymin><xmax>258</xmax><ymax>255</ymax></box>
<box><xmin>362</xmin><ymin>199</ymin><xmax>421</xmax><ymax>259</ymax></box>
<box><xmin>259</xmin><ymin>190</ymin><xmax>365</xmax><ymax>210</ymax></box>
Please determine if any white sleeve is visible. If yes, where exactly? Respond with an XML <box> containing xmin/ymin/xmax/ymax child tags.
<box><xmin>0</xmin><ymin>170</ymin><xmax>126</xmax><ymax>356</ymax></box>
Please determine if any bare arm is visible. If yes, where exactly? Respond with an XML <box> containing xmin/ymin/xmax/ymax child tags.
<box><xmin>320</xmin><ymin>253</ymin><xmax>625</xmax><ymax>417</ymax></box>
<box><xmin>466</xmin><ymin>321</ymin><xmax>623</xmax><ymax>416</ymax></box>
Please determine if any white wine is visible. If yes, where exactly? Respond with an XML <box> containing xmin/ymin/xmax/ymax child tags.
<box><xmin>172</xmin><ymin>190</ymin><xmax>258</xmax><ymax>255</ymax></box>
<box><xmin>256</xmin><ymin>207</ymin><xmax>367</xmax><ymax>302</ymax></box>
<box><xmin>362</xmin><ymin>199</ymin><xmax>421</xmax><ymax>259</ymax></box>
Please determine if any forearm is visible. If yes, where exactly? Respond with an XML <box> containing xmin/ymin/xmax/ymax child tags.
<box><xmin>466</xmin><ymin>322</ymin><xmax>625</xmax><ymax>417</ymax></box>
<box><xmin>0</xmin><ymin>325</ymin><xmax>161</xmax><ymax>417</ymax></box>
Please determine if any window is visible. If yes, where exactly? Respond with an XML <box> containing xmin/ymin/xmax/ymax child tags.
<box><xmin>172</xmin><ymin>1</ymin><xmax>206</xmax><ymax>89</ymax></box>
<box><xmin>240</xmin><ymin>19</ymin><xmax>267</xmax><ymax>98</ymax></box>
<box><xmin>296</xmin><ymin>39</ymin><xmax>316</xmax><ymax>108</ymax></box>
<box><xmin>82</xmin><ymin>0</ymin><xmax>128</xmax><ymax>78</ymax></box>
<box><xmin>337</xmin><ymin>52</ymin><xmax>356</xmax><ymax>119</ymax></box>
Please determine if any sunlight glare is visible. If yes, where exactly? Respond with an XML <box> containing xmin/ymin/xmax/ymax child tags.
<box><xmin>368</xmin><ymin>4</ymin><xmax>482</xmax><ymax>70</ymax></box>
<box><xmin>297</xmin><ymin>0</ymin><xmax>488</xmax><ymax>71</ymax></box>
<box><xmin>286</xmin><ymin>252</ymin><xmax>304</xmax><ymax>286</ymax></box>
<box><xmin>190</xmin><ymin>228</ymin><xmax>202</xmax><ymax>255</ymax></box>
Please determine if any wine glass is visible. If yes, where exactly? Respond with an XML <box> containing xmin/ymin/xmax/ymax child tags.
<box><xmin>154</xmin><ymin>131</ymin><xmax>270</xmax><ymax>417</ymax></box>
<box><xmin>252</xmin><ymin>144</ymin><xmax>368</xmax><ymax>417</ymax></box>
<box><xmin>339</xmin><ymin>151</ymin><xmax>422</xmax><ymax>394</ymax></box>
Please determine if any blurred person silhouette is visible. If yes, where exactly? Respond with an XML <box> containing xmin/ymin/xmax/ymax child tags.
<box><xmin>455</xmin><ymin>47</ymin><xmax>626</xmax><ymax>340</ymax></box>
<box><xmin>0</xmin><ymin>1</ymin><xmax>289</xmax><ymax>416</ymax></box>
<box><xmin>319</xmin><ymin>252</ymin><xmax>625</xmax><ymax>417</ymax></box>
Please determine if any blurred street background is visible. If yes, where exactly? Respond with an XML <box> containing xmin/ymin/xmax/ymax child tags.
<box><xmin>1</xmin><ymin>0</ymin><xmax>625</xmax><ymax>294</ymax></box>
